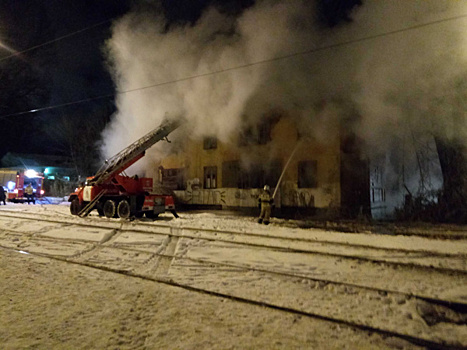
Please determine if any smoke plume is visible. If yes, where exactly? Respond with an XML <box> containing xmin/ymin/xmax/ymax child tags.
<box><xmin>102</xmin><ymin>0</ymin><xmax>467</xmax><ymax>198</ymax></box>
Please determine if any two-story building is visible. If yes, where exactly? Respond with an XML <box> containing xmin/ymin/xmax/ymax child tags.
<box><xmin>152</xmin><ymin>113</ymin><xmax>370</xmax><ymax>218</ymax></box>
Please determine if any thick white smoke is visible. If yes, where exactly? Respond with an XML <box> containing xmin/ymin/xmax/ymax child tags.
<box><xmin>101</xmin><ymin>0</ymin><xmax>467</xmax><ymax>194</ymax></box>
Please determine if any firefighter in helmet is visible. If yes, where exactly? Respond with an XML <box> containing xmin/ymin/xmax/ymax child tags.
<box><xmin>258</xmin><ymin>185</ymin><xmax>274</xmax><ymax>225</ymax></box>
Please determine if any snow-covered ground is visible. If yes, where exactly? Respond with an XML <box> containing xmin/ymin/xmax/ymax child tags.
<box><xmin>0</xmin><ymin>200</ymin><xmax>466</xmax><ymax>349</ymax></box>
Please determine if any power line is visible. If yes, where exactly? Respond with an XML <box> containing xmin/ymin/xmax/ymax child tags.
<box><xmin>1</xmin><ymin>12</ymin><xmax>467</xmax><ymax>120</ymax></box>
<box><xmin>122</xmin><ymin>12</ymin><xmax>467</xmax><ymax>93</ymax></box>
<box><xmin>0</xmin><ymin>17</ymin><xmax>118</xmax><ymax>62</ymax></box>
<box><xmin>0</xmin><ymin>94</ymin><xmax>114</xmax><ymax>119</ymax></box>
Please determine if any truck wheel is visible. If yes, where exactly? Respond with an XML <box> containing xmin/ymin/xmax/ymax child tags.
<box><xmin>103</xmin><ymin>200</ymin><xmax>117</xmax><ymax>218</ymax></box>
<box><xmin>70</xmin><ymin>198</ymin><xmax>81</xmax><ymax>215</ymax></box>
<box><xmin>117</xmin><ymin>200</ymin><xmax>131</xmax><ymax>219</ymax></box>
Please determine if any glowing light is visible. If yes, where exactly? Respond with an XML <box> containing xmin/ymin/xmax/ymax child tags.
<box><xmin>44</xmin><ymin>167</ymin><xmax>50</xmax><ymax>175</ymax></box>
<box><xmin>40</xmin><ymin>190</ymin><xmax>45</xmax><ymax>195</ymax></box>
<box><xmin>13</xmin><ymin>189</ymin><xmax>18</xmax><ymax>194</ymax></box>
<box><xmin>6</xmin><ymin>181</ymin><xmax>15</xmax><ymax>191</ymax></box>
<box><xmin>24</xmin><ymin>169</ymin><xmax>39</xmax><ymax>178</ymax></box>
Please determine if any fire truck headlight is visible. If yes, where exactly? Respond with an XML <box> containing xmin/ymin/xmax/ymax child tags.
<box><xmin>14</xmin><ymin>189</ymin><xmax>18</xmax><ymax>194</ymax></box>
<box><xmin>25</xmin><ymin>169</ymin><xmax>39</xmax><ymax>178</ymax></box>
<box><xmin>40</xmin><ymin>190</ymin><xmax>45</xmax><ymax>195</ymax></box>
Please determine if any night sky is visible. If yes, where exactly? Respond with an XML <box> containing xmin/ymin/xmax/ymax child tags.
<box><xmin>0</xmin><ymin>0</ymin><xmax>130</xmax><ymax>161</ymax></box>
<box><xmin>0</xmin><ymin>0</ymin><xmax>355</xmax><ymax>164</ymax></box>
<box><xmin>0</xmin><ymin>0</ymin><xmax>253</xmax><ymax>162</ymax></box>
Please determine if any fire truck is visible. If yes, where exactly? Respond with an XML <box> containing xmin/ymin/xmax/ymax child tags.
<box><xmin>69</xmin><ymin>118</ymin><xmax>182</xmax><ymax>219</ymax></box>
<box><xmin>0</xmin><ymin>168</ymin><xmax>44</xmax><ymax>203</ymax></box>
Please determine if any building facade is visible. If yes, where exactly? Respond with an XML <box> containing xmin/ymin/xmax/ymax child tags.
<box><xmin>156</xmin><ymin>116</ymin><xmax>369</xmax><ymax>218</ymax></box>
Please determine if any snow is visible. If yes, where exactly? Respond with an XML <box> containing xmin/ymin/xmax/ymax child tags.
<box><xmin>0</xmin><ymin>201</ymin><xmax>466</xmax><ymax>349</ymax></box>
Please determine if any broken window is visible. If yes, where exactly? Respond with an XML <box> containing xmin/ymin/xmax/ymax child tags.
<box><xmin>222</xmin><ymin>161</ymin><xmax>240</xmax><ymax>188</ymax></box>
<box><xmin>298</xmin><ymin>161</ymin><xmax>318</xmax><ymax>188</ymax></box>
<box><xmin>238</xmin><ymin>127</ymin><xmax>254</xmax><ymax>147</ymax></box>
<box><xmin>257</xmin><ymin>119</ymin><xmax>273</xmax><ymax>145</ymax></box>
<box><xmin>221</xmin><ymin>157</ymin><xmax>283</xmax><ymax>189</ymax></box>
<box><xmin>203</xmin><ymin>136</ymin><xmax>217</xmax><ymax>150</ymax></box>
<box><xmin>160</xmin><ymin>167</ymin><xmax>186</xmax><ymax>190</ymax></box>
<box><xmin>204</xmin><ymin>166</ymin><xmax>217</xmax><ymax>189</ymax></box>
<box><xmin>238</xmin><ymin>114</ymin><xmax>279</xmax><ymax>146</ymax></box>
<box><xmin>239</xmin><ymin>165</ymin><xmax>263</xmax><ymax>189</ymax></box>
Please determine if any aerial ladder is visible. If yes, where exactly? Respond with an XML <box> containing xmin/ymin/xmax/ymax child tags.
<box><xmin>68</xmin><ymin>118</ymin><xmax>183</xmax><ymax>219</ymax></box>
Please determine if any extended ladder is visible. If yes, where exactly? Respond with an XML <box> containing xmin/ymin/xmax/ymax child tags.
<box><xmin>89</xmin><ymin>118</ymin><xmax>183</xmax><ymax>186</ymax></box>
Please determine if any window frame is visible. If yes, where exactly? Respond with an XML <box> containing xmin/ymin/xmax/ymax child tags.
<box><xmin>204</xmin><ymin>166</ymin><xmax>218</xmax><ymax>189</ymax></box>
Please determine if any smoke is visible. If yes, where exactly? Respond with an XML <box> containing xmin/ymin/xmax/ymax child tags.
<box><xmin>102</xmin><ymin>0</ymin><xmax>467</xmax><ymax>192</ymax></box>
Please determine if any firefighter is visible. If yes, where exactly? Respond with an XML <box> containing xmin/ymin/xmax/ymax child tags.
<box><xmin>258</xmin><ymin>185</ymin><xmax>274</xmax><ymax>225</ymax></box>
<box><xmin>0</xmin><ymin>186</ymin><xmax>6</xmax><ymax>205</ymax></box>
<box><xmin>25</xmin><ymin>184</ymin><xmax>35</xmax><ymax>204</ymax></box>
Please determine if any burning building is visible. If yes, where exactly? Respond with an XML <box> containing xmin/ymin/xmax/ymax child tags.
<box><xmin>101</xmin><ymin>0</ymin><xmax>467</xmax><ymax>221</ymax></box>
<box><xmin>153</xmin><ymin>112</ymin><xmax>369</xmax><ymax>218</ymax></box>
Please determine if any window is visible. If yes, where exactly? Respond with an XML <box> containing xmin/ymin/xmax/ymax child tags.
<box><xmin>238</xmin><ymin>115</ymin><xmax>279</xmax><ymax>146</ymax></box>
<box><xmin>203</xmin><ymin>136</ymin><xmax>217</xmax><ymax>150</ymax></box>
<box><xmin>298</xmin><ymin>161</ymin><xmax>318</xmax><ymax>188</ymax></box>
<box><xmin>228</xmin><ymin>159</ymin><xmax>281</xmax><ymax>189</ymax></box>
<box><xmin>204</xmin><ymin>166</ymin><xmax>217</xmax><ymax>189</ymax></box>
<box><xmin>222</xmin><ymin>161</ymin><xmax>240</xmax><ymax>188</ymax></box>
<box><xmin>238</xmin><ymin>165</ymin><xmax>263</xmax><ymax>189</ymax></box>
<box><xmin>160</xmin><ymin>167</ymin><xmax>186</xmax><ymax>190</ymax></box>
<box><xmin>238</xmin><ymin>127</ymin><xmax>254</xmax><ymax>147</ymax></box>
<box><xmin>257</xmin><ymin>119</ymin><xmax>273</xmax><ymax>145</ymax></box>
<box><xmin>371</xmin><ymin>188</ymin><xmax>386</xmax><ymax>203</ymax></box>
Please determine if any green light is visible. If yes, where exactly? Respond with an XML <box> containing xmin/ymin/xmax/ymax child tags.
<box><xmin>44</xmin><ymin>167</ymin><xmax>50</xmax><ymax>175</ymax></box>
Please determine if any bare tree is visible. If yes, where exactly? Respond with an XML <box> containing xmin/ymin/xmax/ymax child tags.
<box><xmin>41</xmin><ymin>101</ymin><xmax>114</xmax><ymax>179</ymax></box>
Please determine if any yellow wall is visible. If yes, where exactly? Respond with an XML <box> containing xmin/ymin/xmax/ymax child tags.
<box><xmin>158</xmin><ymin>116</ymin><xmax>341</xmax><ymax>209</ymax></box>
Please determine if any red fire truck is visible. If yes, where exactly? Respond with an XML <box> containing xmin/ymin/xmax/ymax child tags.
<box><xmin>69</xmin><ymin>118</ymin><xmax>182</xmax><ymax>219</ymax></box>
<box><xmin>0</xmin><ymin>168</ymin><xmax>44</xmax><ymax>203</ymax></box>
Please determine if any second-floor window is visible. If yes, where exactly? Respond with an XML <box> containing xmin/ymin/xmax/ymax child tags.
<box><xmin>203</xmin><ymin>136</ymin><xmax>217</xmax><ymax>150</ymax></box>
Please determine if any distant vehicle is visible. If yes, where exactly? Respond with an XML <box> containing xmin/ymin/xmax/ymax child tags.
<box><xmin>69</xmin><ymin>119</ymin><xmax>182</xmax><ymax>219</ymax></box>
<box><xmin>0</xmin><ymin>169</ymin><xmax>44</xmax><ymax>203</ymax></box>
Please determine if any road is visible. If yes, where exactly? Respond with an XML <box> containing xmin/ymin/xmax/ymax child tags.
<box><xmin>0</xmin><ymin>203</ymin><xmax>466</xmax><ymax>349</ymax></box>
